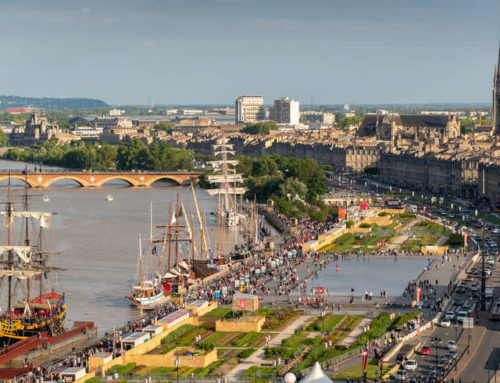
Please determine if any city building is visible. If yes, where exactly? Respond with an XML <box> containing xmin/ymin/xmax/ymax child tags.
<box><xmin>109</xmin><ymin>109</ymin><xmax>125</xmax><ymax>116</ymax></box>
<box><xmin>9</xmin><ymin>110</ymin><xmax>59</xmax><ymax>146</ymax></box>
<box><xmin>493</xmin><ymin>42</ymin><xmax>500</xmax><ymax>135</ymax></box>
<box><xmin>359</xmin><ymin>112</ymin><xmax>460</xmax><ymax>144</ymax></box>
<box><xmin>301</xmin><ymin>111</ymin><xmax>335</xmax><ymax>125</ymax></box>
<box><xmin>96</xmin><ymin>116</ymin><xmax>139</xmax><ymax>144</ymax></box>
<box><xmin>235</xmin><ymin>96</ymin><xmax>264</xmax><ymax>124</ymax></box>
<box><xmin>7</xmin><ymin>107</ymin><xmax>31</xmax><ymax>115</ymax></box>
<box><xmin>269</xmin><ymin>97</ymin><xmax>300</xmax><ymax>125</ymax></box>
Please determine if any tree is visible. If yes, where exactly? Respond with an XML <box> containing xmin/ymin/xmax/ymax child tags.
<box><xmin>241</xmin><ymin>121</ymin><xmax>278</xmax><ymax>135</ymax></box>
<box><xmin>279</xmin><ymin>177</ymin><xmax>308</xmax><ymax>199</ymax></box>
<box><xmin>96</xmin><ymin>143</ymin><xmax>117</xmax><ymax>170</ymax></box>
<box><xmin>337</xmin><ymin>116</ymin><xmax>362</xmax><ymax>129</ymax></box>
<box><xmin>0</xmin><ymin>130</ymin><xmax>8</xmax><ymax>147</ymax></box>
<box><xmin>153</xmin><ymin>121</ymin><xmax>173</xmax><ymax>134</ymax></box>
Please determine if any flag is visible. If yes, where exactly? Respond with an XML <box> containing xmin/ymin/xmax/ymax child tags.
<box><xmin>362</xmin><ymin>350</ymin><xmax>369</xmax><ymax>371</ymax></box>
<box><xmin>148</xmin><ymin>274</ymin><xmax>152</xmax><ymax>280</ymax></box>
<box><xmin>416</xmin><ymin>287</ymin><xmax>422</xmax><ymax>302</ymax></box>
<box><xmin>171</xmin><ymin>214</ymin><xmax>176</xmax><ymax>225</ymax></box>
<box><xmin>152</xmin><ymin>246</ymin><xmax>157</xmax><ymax>256</ymax></box>
<box><xmin>43</xmin><ymin>272</ymin><xmax>48</xmax><ymax>279</ymax></box>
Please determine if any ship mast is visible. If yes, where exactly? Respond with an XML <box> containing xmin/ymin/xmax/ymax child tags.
<box><xmin>24</xmin><ymin>174</ymin><xmax>31</xmax><ymax>302</ymax></box>
<box><xmin>206</xmin><ymin>136</ymin><xmax>247</xmax><ymax>225</ymax></box>
<box><xmin>7</xmin><ymin>177</ymin><xmax>12</xmax><ymax>313</ymax></box>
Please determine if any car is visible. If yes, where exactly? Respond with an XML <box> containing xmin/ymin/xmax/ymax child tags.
<box><xmin>440</xmin><ymin>318</ymin><xmax>451</xmax><ymax>327</ymax></box>
<box><xmin>444</xmin><ymin>311</ymin><xmax>455</xmax><ymax>321</ymax></box>
<box><xmin>421</xmin><ymin>345</ymin><xmax>431</xmax><ymax>355</ymax></box>
<box><xmin>404</xmin><ymin>359</ymin><xmax>417</xmax><ymax>371</ymax></box>
<box><xmin>469</xmin><ymin>267</ymin><xmax>478</xmax><ymax>274</ymax></box>
<box><xmin>456</xmin><ymin>311</ymin><xmax>468</xmax><ymax>323</ymax></box>
<box><xmin>447</xmin><ymin>340</ymin><xmax>458</xmax><ymax>351</ymax></box>
<box><xmin>454</xmin><ymin>298</ymin><xmax>464</xmax><ymax>306</ymax></box>
<box><xmin>394</xmin><ymin>369</ymin><xmax>408</xmax><ymax>381</ymax></box>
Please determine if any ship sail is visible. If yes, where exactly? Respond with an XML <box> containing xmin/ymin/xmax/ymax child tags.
<box><xmin>0</xmin><ymin>178</ymin><xmax>66</xmax><ymax>342</ymax></box>
<box><xmin>207</xmin><ymin>136</ymin><xmax>247</xmax><ymax>227</ymax></box>
<box><xmin>1</xmin><ymin>212</ymin><xmax>52</xmax><ymax>228</ymax></box>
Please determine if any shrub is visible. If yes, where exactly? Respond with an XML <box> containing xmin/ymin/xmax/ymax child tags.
<box><xmin>238</xmin><ymin>348</ymin><xmax>255</xmax><ymax>359</ymax></box>
<box><xmin>346</xmin><ymin>220</ymin><xmax>355</xmax><ymax>228</ymax></box>
<box><xmin>359</xmin><ymin>223</ymin><xmax>371</xmax><ymax>228</ymax></box>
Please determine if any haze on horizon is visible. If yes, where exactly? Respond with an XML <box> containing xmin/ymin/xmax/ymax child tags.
<box><xmin>1</xmin><ymin>0</ymin><xmax>499</xmax><ymax>106</ymax></box>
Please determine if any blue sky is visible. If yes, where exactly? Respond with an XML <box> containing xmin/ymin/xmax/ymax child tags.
<box><xmin>1</xmin><ymin>0</ymin><xmax>499</xmax><ymax>105</ymax></box>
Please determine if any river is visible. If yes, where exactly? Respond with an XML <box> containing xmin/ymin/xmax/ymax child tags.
<box><xmin>0</xmin><ymin>160</ymin><xmax>242</xmax><ymax>335</ymax></box>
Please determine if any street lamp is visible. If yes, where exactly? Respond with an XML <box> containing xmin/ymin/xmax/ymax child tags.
<box><xmin>274</xmin><ymin>357</ymin><xmax>281</xmax><ymax>383</ymax></box>
<box><xmin>174</xmin><ymin>353</ymin><xmax>181</xmax><ymax>383</ymax></box>
<box><xmin>321</xmin><ymin>311</ymin><xmax>326</xmax><ymax>333</ymax></box>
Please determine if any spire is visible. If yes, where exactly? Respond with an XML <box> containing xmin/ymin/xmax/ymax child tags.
<box><xmin>498</xmin><ymin>39</ymin><xmax>500</xmax><ymax>70</ymax></box>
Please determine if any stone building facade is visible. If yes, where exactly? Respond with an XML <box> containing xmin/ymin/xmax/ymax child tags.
<box><xmin>478</xmin><ymin>163</ymin><xmax>500</xmax><ymax>203</ymax></box>
<box><xmin>379</xmin><ymin>152</ymin><xmax>462</xmax><ymax>196</ymax></box>
<box><xmin>359</xmin><ymin>113</ymin><xmax>460</xmax><ymax>144</ymax></box>
<box><xmin>9</xmin><ymin>110</ymin><xmax>58</xmax><ymax>146</ymax></box>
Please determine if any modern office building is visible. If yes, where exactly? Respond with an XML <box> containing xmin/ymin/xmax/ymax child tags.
<box><xmin>235</xmin><ymin>96</ymin><xmax>264</xmax><ymax>124</ymax></box>
<box><xmin>269</xmin><ymin>97</ymin><xmax>300</xmax><ymax>125</ymax></box>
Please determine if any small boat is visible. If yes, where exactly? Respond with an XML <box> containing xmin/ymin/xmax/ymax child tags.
<box><xmin>105</xmin><ymin>194</ymin><xmax>113</xmax><ymax>202</ymax></box>
<box><xmin>42</xmin><ymin>194</ymin><xmax>50</xmax><ymax>202</ymax></box>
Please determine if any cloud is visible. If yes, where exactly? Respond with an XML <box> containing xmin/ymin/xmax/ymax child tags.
<box><xmin>78</xmin><ymin>7</ymin><xmax>92</xmax><ymax>14</ymax></box>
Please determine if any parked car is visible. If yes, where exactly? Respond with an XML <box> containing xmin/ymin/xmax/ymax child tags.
<box><xmin>447</xmin><ymin>340</ymin><xmax>458</xmax><ymax>351</ymax></box>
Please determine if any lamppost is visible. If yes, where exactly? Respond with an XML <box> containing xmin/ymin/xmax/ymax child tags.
<box><xmin>174</xmin><ymin>353</ymin><xmax>181</xmax><ymax>383</ymax></box>
<box><xmin>432</xmin><ymin>337</ymin><xmax>440</xmax><ymax>371</ymax></box>
<box><xmin>274</xmin><ymin>357</ymin><xmax>281</xmax><ymax>383</ymax></box>
<box><xmin>475</xmin><ymin>200</ymin><xmax>488</xmax><ymax>312</ymax></box>
<box><xmin>321</xmin><ymin>311</ymin><xmax>326</xmax><ymax>333</ymax></box>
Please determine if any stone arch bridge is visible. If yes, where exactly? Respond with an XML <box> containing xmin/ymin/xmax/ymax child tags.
<box><xmin>0</xmin><ymin>171</ymin><xmax>200</xmax><ymax>188</ymax></box>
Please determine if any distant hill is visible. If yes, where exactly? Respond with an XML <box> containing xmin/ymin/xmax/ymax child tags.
<box><xmin>0</xmin><ymin>95</ymin><xmax>108</xmax><ymax>111</ymax></box>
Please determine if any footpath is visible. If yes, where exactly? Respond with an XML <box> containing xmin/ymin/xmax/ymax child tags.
<box><xmin>225</xmin><ymin>315</ymin><xmax>312</xmax><ymax>381</ymax></box>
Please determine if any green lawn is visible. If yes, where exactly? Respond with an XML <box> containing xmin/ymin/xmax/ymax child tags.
<box><xmin>332</xmin><ymin>358</ymin><xmax>392</xmax><ymax>380</ymax></box>
<box><xmin>204</xmin><ymin>307</ymin><xmax>231</xmax><ymax>317</ymax></box>
<box><xmin>306</xmin><ymin>315</ymin><xmax>345</xmax><ymax>332</ymax></box>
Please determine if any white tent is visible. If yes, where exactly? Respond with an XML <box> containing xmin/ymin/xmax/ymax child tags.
<box><xmin>299</xmin><ymin>362</ymin><xmax>333</xmax><ymax>383</ymax></box>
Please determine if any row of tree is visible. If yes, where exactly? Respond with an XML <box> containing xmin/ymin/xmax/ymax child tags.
<box><xmin>2</xmin><ymin>138</ymin><xmax>194</xmax><ymax>171</ymax></box>
<box><xmin>241</xmin><ymin>121</ymin><xmax>278</xmax><ymax>135</ymax></box>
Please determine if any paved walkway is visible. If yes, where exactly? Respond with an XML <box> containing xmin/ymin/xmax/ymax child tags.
<box><xmin>338</xmin><ymin>317</ymin><xmax>372</xmax><ymax>347</ymax></box>
<box><xmin>387</xmin><ymin>218</ymin><xmax>420</xmax><ymax>250</ymax></box>
<box><xmin>225</xmin><ymin>315</ymin><xmax>312</xmax><ymax>381</ymax></box>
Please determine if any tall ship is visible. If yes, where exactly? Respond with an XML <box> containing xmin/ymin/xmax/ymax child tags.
<box><xmin>206</xmin><ymin>136</ymin><xmax>247</xmax><ymax>227</ymax></box>
<box><xmin>0</xmin><ymin>180</ymin><xmax>65</xmax><ymax>343</ymax></box>
<box><xmin>127</xmin><ymin>203</ymin><xmax>168</xmax><ymax>310</ymax></box>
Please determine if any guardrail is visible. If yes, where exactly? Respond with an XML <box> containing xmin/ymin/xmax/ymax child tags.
<box><xmin>0</xmin><ymin>169</ymin><xmax>200</xmax><ymax>174</ymax></box>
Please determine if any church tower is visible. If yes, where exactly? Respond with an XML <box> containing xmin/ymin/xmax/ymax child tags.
<box><xmin>494</xmin><ymin>41</ymin><xmax>500</xmax><ymax>135</ymax></box>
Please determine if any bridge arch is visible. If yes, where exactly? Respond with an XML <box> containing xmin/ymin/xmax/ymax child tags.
<box><xmin>41</xmin><ymin>176</ymin><xmax>90</xmax><ymax>188</ymax></box>
<box><xmin>144</xmin><ymin>175</ymin><xmax>186</xmax><ymax>186</ymax></box>
<box><xmin>0</xmin><ymin>175</ymin><xmax>36</xmax><ymax>187</ymax></box>
<box><xmin>94</xmin><ymin>176</ymin><xmax>139</xmax><ymax>187</ymax></box>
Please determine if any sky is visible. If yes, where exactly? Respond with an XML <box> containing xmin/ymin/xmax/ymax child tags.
<box><xmin>1</xmin><ymin>0</ymin><xmax>500</xmax><ymax>106</ymax></box>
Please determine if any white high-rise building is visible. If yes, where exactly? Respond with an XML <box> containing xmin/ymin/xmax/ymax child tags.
<box><xmin>235</xmin><ymin>96</ymin><xmax>264</xmax><ymax>124</ymax></box>
<box><xmin>270</xmin><ymin>97</ymin><xmax>300</xmax><ymax>125</ymax></box>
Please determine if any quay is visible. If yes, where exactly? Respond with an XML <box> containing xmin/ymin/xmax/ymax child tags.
<box><xmin>0</xmin><ymin>170</ymin><xmax>200</xmax><ymax>188</ymax></box>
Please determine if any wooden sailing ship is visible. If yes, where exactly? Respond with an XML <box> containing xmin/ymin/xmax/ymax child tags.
<box><xmin>127</xmin><ymin>203</ymin><xmax>168</xmax><ymax>310</ymax></box>
<box><xmin>0</xmin><ymin>178</ymin><xmax>65</xmax><ymax>342</ymax></box>
<box><xmin>206</xmin><ymin>136</ymin><xmax>246</xmax><ymax>227</ymax></box>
